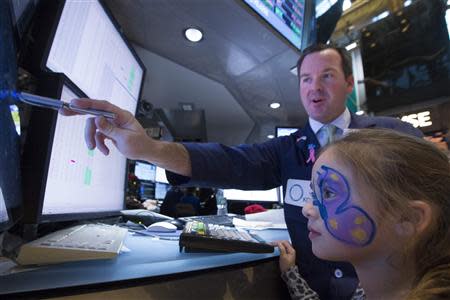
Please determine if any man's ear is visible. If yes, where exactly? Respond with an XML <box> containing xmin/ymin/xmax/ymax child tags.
<box><xmin>395</xmin><ymin>200</ymin><xmax>433</xmax><ymax>236</ymax></box>
<box><xmin>345</xmin><ymin>75</ymin><xmax>354</xmax><ymax>94</ymax></box>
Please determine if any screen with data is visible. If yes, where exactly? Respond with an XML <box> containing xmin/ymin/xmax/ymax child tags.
<box><xmin>223</xmin><ymin>188</ymin><xmax>278</xmax><ymax>202</ymax></box>
<box><xmin>243</xmin><ymin>0</ymin><xmax>306</xmax><ymax>50</ymax></box>
<box><xmin>276</xmin><ymin>127</ymin><xmax>298</xmax><ymax>137</ymax></box>
<box><xmin>45</xmin><ymin>0</ymin><xmax>143</xmax><ymax>114</ymax></box>
<box><xmin>134</xmin><ymin>161</ymin><xmax>156</xmax><ymax>182</ymax></box>
<box><xmin>41</xmin><ymin>84</ymin><xmax>126</xmax><ymax>217</ymax></box>
<box><xmin>155</xmin><ymin>167</ymin><xmax>169</xmax><ymax>184</ymax></box>
<box><xmin>0</xmin><ymin>0</ymin><xmax>22</xmax><ymax>232</ymax></box>
<box><xmin>0</xmin><ymin>188</ymin><xmax>9</xmax><ymax>228</ymax></box>
<box><xmin>154</xmin><ymin>182</ymin><xmax>169</xmax><ymax>200</ymax></box>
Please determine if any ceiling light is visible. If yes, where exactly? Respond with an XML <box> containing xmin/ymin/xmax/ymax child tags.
<box><xmin>343</xmin><ymin>0</ymin><xmax>352</xmax><ymax>11</ymax></box>
<box><xmin>267</xmin><ymin>134</ymin><xmax>275</xmax><ymax>139</ymax></box>
<box><xmin>355</xmin><ymin>110</ymin><xmax>365</xmax><ymax>115</ymax></box>
<box><xmin>269</xmin><ymin>102</ymin><xmax>281</xmax><ymax>109</ymax></box>
<box><xmin>404</xmin><ymin>0</ymin><xmax>412</xmax><ymax>7</ymax></box>
<box><xmin>372</xmin><ymin>11</ymin><xmax>389</xmax><ymax>23</ymax></box>
<box><xmin>184</xmin><ymin>27</ymin><xmax>203</xmax><ymax>42</ymax></box>
<box><xmin>345</xmin><ymin>42</ymin><xmax>357</xmax><ymax>51</ymax></box>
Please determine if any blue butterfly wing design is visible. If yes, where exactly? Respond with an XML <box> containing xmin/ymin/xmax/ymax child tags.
<box><xmin>316</xmin><ymin>166</ymin><xmax>376</xmax><ymax>247</ymax></box>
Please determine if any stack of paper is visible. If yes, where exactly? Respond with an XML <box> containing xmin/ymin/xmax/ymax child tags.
<box><xmin>233</xmin><ymin>209</ymin><xmax>287</xmax><ymax>230</ymax></box>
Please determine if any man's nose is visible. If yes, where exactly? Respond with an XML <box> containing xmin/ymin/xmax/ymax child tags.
<box><xmin>312</xmin><ymin>77</ymin><xmax>323</xmax><ymax>91</ymax></box>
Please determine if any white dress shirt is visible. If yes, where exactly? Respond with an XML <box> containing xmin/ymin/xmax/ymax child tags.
<box><xmin>309</xmin><ymin>108</ymin><xmax>351</xmax><ymax>147</ymax></box>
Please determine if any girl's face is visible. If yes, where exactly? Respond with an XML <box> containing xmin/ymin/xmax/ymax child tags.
<box><xmin>303</xmin><ymin>149</ymin><xmax>399</xmax><ymax>263</ymax></box>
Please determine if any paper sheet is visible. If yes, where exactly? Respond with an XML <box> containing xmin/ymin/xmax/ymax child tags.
<box><xmin>233</xmin><ymin>209</ymin><xmax>287</xmax><ymax>230</ymax></box>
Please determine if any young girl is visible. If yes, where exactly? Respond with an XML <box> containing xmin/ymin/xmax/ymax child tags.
<box><xmin>278</xmin><ymin>128</ymin><xmax>450</xmax><ymax>300</ymax></box>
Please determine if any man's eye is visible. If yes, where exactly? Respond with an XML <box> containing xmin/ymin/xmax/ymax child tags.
<box><xmin>323</xmin><ymin>73</ymin><xmax>333</xmax><ymax>79</ymax></box>
<box><xmin>302</xmin><ymin>77</ymin><xmax>311</xmax><ymax>83</ymax></box>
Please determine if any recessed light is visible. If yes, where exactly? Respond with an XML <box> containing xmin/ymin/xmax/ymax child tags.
<box><xmin>267</xmin><ymin>134</ymin><xmax>275</xmax><ymax>139</ymax></box>
<box><xmin>355</xmin><ymin>110</ymin><xmax>365</xmax><ymax>115</ymax></box>
<box><xmin>184</xmin><ymin>27</ymin><xmax>203</xmax><ymax>42</ymax></box>
<box><xmin>345</xmin><ymin>42</ymin><xmax>357</xmax><ymax>51</ymax></box>
<box><xmin>269</xmin><ymin>102</ymin><xmax>281</xmax><ymax>109</ymax></box>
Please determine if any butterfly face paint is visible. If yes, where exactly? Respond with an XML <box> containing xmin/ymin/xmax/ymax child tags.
<box><xmin>311</xmin><ymin>165</ymin><xmax>376</xmax><ymax>247</ymax></box>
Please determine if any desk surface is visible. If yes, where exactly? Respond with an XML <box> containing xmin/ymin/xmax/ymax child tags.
<box><xmin>0</xmin><ymin>228</ymin><xmax>289</xmax><ymax>296</ymax></box>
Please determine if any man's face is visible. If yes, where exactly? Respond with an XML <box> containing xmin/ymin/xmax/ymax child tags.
<box><xmin>299</xmin><ymin>49</ymin><xmax>354</xmax><ymax>124</ymax></box>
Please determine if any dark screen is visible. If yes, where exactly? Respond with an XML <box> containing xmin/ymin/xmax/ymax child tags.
<box><xmin>0</xmin><ymin>0</ymin><xmax>22</xmax><ymax>233</ymax></box>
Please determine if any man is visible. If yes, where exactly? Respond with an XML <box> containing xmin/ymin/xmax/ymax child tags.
<box><xmin>62</xmin><ymin>44</ymin><xmax>422</xmax><ymax>299</ymax></box>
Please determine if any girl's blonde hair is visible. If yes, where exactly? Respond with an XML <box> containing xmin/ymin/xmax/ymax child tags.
<box><xmin>329</xmin><ymin>128</ymin><xmax>450</xmax><ymax>299</ymax></box>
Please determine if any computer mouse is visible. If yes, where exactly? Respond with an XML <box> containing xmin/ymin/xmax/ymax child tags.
<box><xmin>146</xmin><ymin>221</ymin><xmax>177</xmax><ymax>232</ymax></box>
<box><xmin>169</xmin><ymin>219</ymin><xmax>186</xmax><ymax>230</ymax></box>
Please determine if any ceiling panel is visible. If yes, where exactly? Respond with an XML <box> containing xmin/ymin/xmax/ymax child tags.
<box><xmin>105</xmin><ymin>0</ymin><xmax>305</xmax><ymax>144</ymax></box>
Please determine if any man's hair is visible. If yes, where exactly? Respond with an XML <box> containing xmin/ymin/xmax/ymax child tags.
<box><xmin>324</xmin><ymin>129</ymin><xmax>450</xmax><ymax>300</ymax></box>
<box><xmin>296</xmin><ymin>43</ymin><xmax>353</xmax><ymax>78</ymax></box>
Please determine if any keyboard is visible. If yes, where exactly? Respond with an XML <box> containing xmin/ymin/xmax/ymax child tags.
<box><xmin>16</xmin><ymin>223</ymin><xmax>128</xmax><ymax>265</ymax></box>
<box><xmin>179</xmin><ymin>221</ymin><xmax>274</xmax><ymax>253</ymax></box>
<box><xmin>179</xmin><ymin>214</ymin><xmax>244</xmax><ymax>227</ymax></box>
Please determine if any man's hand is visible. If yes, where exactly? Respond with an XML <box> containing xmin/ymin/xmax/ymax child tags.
<box><xmin>59</xmin><ymin>98</ymin><xmax>153</xmax><ymax>160</ymax></box>
<box><xmin>277</xmin><ymin>240</ymin><xmax>296</xmax><ymax>273</ymax></box>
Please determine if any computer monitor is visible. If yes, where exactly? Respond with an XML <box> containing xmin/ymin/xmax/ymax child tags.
<box><xmin>21</xmin><ymin>75</ymin><xmax>129</xmax><ymax>224</ymax></box>
<box><xmin>155</xmin><ymin>167</ymin><xmax>169</xmax><ymax>184</ymax></box>
<box><xmin>242</xmin><ymin>0</ymin><xmax>315</xmax><ymax>51</ymax></box>
<box><xmin>0</xmin><ymin>0</ymin><xmax>23</xmax><ymax>234</ymax></box>
<box><xmin>43</xmin><ymin>0</ymin><xmax>145</xmax><ymax>113</ymax></box>
<box><xmin>223</xmin><ymin>188</ymin><xmax>278</xmax><ymax>203</ymax></box>
<box><xmin>154</xmin><ymin>182</ymin><xmax>169</xmax><ymax>200</ymax></box>
<box><xmin>276</xmin><ymin>126</ymin><xmax>298</xmax><ymax>137</ymax></box>
<box><xmin>134</xmin><ymin>161</ymin><xmax>156</xmax><ymax>182</ymax></box>
<box><xmin>0</xmin><ymin>105</ymin><xmax>22</xmax><ymax>234</ymax></box>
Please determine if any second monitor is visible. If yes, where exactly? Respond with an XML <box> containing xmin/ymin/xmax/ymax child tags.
<box><xmin>21</xmin><ymin>75</ymin><xmax>130</xmax><ymax>226</ymax></box>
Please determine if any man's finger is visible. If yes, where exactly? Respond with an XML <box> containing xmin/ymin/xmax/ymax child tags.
<box><xmin>277</xmin><ymin>242</ymin><xmax>287</xmax><ymax>255</ymax></box>
<box><xmin>95</xmin><ymin>131</ymin><xmax>110</xmax><ymax>155</ymax></box>
<box><xmin>85</xmin><ymin>117</ymin><xmax>97</xmax><ymax>150</ymax></box>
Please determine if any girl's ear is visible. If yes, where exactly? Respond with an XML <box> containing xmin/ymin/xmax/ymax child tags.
<box><xmin>395</xmin><ymin>201</ymin><xmax>433</xmax><ymax>236</ymax></box>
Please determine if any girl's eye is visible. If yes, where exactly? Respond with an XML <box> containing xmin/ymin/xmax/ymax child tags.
<box><xmin>323</xmin><ymin>189</ymin><xmax>336</xmax><ymax>199</ymax></box>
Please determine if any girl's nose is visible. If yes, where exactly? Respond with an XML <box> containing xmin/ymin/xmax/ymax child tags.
<box><xmin>302</xmin><ymin>201</ymin><xmax>318</xmax><ymax>219</ymax></box>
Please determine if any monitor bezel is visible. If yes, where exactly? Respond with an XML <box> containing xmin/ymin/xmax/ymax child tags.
<box><xmin>39</xmin><ymin>0</ymin><xmax>146</xmax><ymax>103</ymax></box>
<box><xmin>21</xmin><ymin>73</ymin><xmax>128</xmax><ymax>224</ymax></box>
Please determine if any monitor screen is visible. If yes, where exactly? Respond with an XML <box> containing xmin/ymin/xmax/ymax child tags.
<box><xmin>276</xmin><ymin>127</ymin><xmax>298</xmax><ymax>137</ymax></box>
<box><xmin>0</xmin><ymin>0</ymin><xmax>22</xmax><ymax>233</ymax></box>
<box><xmin>0</xmin><ymin>190</ymin><xmax>9</xmax><ymax>226</ymax></box>
<box><xmin>242</xmin><ymin>0</ymin><xmax>308</xmax><ymax>50</ymax></box>
<box><xmin>223</xmin><ymin>188</ymin><xmax>278</xmax><ymax>202</ymax></box>
<box><xmin>45</xmin><ymin>0</ymin><xmax>144</xmax><ymax>114</ymax></box>
<box><xmin>155</xmin><ymin>167</ymin><xmax>169</xmax><ymax>184</ymax></box>
<box><xmin>134</xmin><ymin>161</ymin><xmax>156</xmax><ymax>182</ymax></box>
<box><xmin>40</xmin><ymin>83</ymin><xmax>126</xmax><ymax>220</ymax></box>
<box><xmin>154</xmin><ymin>182</ymin><xmax>169</xmax><ymax>200</ymax></box>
